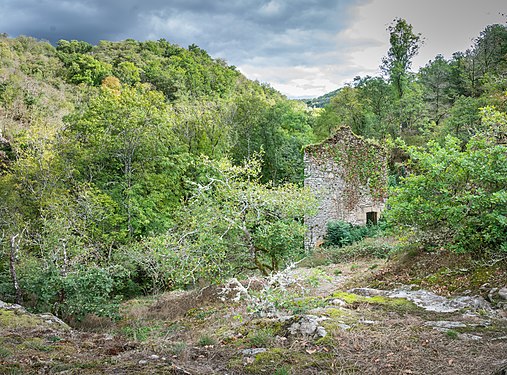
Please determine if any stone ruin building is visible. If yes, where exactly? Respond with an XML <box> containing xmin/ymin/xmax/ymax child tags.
<box><xmin>304</xmin><ymin>126</ymin><xmax>388</xmax><ymax>248</ymax></box>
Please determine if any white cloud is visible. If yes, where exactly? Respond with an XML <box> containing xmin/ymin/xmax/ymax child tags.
<box><xmin>344</xmin><ymin>0</ymin><xmax>507</xmax><ymax>74</ymax></box>
<box><xmin>252</xmin><ymin>0</ymin><xmax>506</xmax><ymax>98</ymax></box>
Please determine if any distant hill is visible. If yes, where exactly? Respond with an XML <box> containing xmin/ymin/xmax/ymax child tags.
<box><xmin>302</xmin><ymin>88</ymin><xmax>341</xmax><ymax>108</ymax></box>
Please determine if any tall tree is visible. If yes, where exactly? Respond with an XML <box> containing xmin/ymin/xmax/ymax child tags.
<box><xmin>381</xmin><ymin>18</ymin><xmax>423</xmax><ymax>99</ymax></box>
<box><xmin>419</xmin><ymin>55</ymin><xmax>453</xmax><ymax>125</ymax></box>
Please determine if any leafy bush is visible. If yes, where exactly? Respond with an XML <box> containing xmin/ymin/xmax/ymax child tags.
<box><xmin>19</xmin><ymin>261</ymin><xmax>122</xmax><ymax>320</ymax></box>
<box><xmin>324</xmin><ymin>220</ymin><xmax>381</xmax><ymax>248</ymax></box>
<box><xmin>302</xmin><ymin>237</ymin><xmax>395</xmax><ymax>267</ymax></box>
<box><xmin>386</xmin><ymin>109</ymin><xmax>507</xmax><ymax>254</ymax></box>
<box><xmin>326</xmin><ymin>237</ymin><xmax>395</xmax><ymax>262</ymax></box>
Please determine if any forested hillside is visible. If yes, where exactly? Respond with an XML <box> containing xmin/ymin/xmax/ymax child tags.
<box><xmin>0</xmin><ymin>35</ymin><xmax>316</xmax><ymax>319</ymax></box>
<box><xmin>0</xmin><ymin>19</ymin><xmax>506</xmax><ymax>328</ymax></box>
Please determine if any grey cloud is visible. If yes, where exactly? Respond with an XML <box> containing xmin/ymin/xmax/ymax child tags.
<box><xmin>2</xmin><ymin>1</ymin><xmax>364</xmax><ymax>55</ymax></box>
<box><xmin>1</xmin><ymin>0</ymin><xmax>372</xmax><ymax>96</ymax></box>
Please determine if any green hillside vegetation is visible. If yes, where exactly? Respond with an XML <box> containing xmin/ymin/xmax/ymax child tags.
<box><xmin>0</xmin><ymin>18</ymin><xmax>506</xmax><ymax>330</ymax></box>
<box><xmin>0</xmin><ymin>35</ymin><xmax>316</xmax><ymax>319</ymax></box>
<box><xmin>302</xmin><ymin>88</ymin><xmax>341</xmax><ymax>108</ymax></box>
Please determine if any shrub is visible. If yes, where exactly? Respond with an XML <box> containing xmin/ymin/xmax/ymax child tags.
<box><xmin>327</xmin><ymin>238</ymin><xmax>394</xmax><ymax>262</ymax></box>
<box><xmin>386</xmin><ymin>115</ymin><xmax>507</xmax><ymax>255</ymax></box>
<box><xmin>19</xmin><ymin>260</ymin><xmax>121</xmax><ymax>320</ymax></box>
<box><xmin>324</xmin><ymin>220</ymin><xmax>381</xmax><ymax>248</ymax></box>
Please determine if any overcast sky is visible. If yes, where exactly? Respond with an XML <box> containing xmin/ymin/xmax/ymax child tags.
<box><xmin>1</xmin><ymin>0</ymin><xmax>505</xmax><ymax>98</ymax></box>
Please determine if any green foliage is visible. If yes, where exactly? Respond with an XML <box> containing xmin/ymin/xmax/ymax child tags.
<box><xmin>324</xmin><ymin>238</ymin><xmax>394</xmax><ymax>263</ymax></box>
<box><xmin>56</xmin><ymin>40</ymin><xmax>93</xmax><ymax>54</ymax></box>
<box><xmin>20</xmin><ymin>261</ymin><xmax>121</xmax><ymax>320</ymax></box>
<box><xmin>65</xmin><ymin>54</ymin><xmax>112</xmax><ymax>86</ymax></box>
<box><xmin>324</xmin><ymin>220</ymin><xmax>380</xmax><ymax>248</ymax></box>
<box><xmin>386</xmin><ymin>108</ymin><xmax>507</xmax><ymax>253</ymax></box>
<box><xmin>445</xmin><ymin>329</ymin><xmax>459</xmax><ymax>339</ymax></box>
<box><xmin>273</xmin><ymin>367</ymin><xmax>291</xmax><ymax>375</ymax></box>
<box><xmin>0</xmin><ymin>35</ymin><xmax>321</xmax><ymax>322</ymax></box>
<box><xmin>133</xmin><ymin>157</ymin><xmax>317</xmax><ymax>289</ymax></box>
<box><xmin>232</xmin><ymin>96</ymin><xmax>314</xmax><ymax>185</ymax></box>
<box><xmin>381</xmin><ymin>18</ymin><xmax>423</xmax><ymax>99</ymax></box>
<box><xmin>65</xmin><ymin>83</ymin><xmax>187</xmax><ymax>238</ymax></box>
<box><xmin>419</xmin><ymin>54</ymin><xmax>453</xmax><ymax>125</ymax></box>
<box><xmin>197</xmin><ymin>334</ymin><xmax>216</xmax><ymax>347</ymax></box>
<box><xmin>444</xmin><ymin>96</ymin><xmax>485</xmax><ymax>143</ymax></box>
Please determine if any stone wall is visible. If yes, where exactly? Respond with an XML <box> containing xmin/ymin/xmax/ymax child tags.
<box><xmin>304</xmin><ymin>126</ymin><xmax>388</xmax><ymax>248</ymax></box>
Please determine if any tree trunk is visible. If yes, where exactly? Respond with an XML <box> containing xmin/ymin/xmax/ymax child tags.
<box><xmin>9</xmin><ymin>233</ymin><xmax>22</xmax><ymax>305</ymax></box>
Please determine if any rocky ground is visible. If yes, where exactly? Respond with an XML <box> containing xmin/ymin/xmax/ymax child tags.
<box><xmin>1</xmin><ymin>253</ymin><xmax>507</xmax><ymax>374</ymax></box>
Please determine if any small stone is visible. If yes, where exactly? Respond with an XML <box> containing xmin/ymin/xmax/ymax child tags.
<box><xmin>498</xmin><ymin>287</ymin><xmax>507</xmax><ymax>301</ymax></box>
<box><xmin>479</xmin><ymin>283</ymin><xmax>490</xmax><ymax>291</ymax></box>
<box><xmin>330</xmin><ymin>299</ymin><xmax>347</xmax><ymax>307</ymax></box>
<box><xmin>241</xmin><ymin>348</ymin><xmax>267</xmax><ymax>356</ymax></box>
<box><xmin>288</xmin><ymin>315</ymin><xmax>328</xmax><ymax>337</ymax></box>
<box><xmin>359</xmin><ymin>320</ymin><xmax>377</xmax><ymax>325</ymax></box>
<box><xmin>316</xmin><ymin>326</ymin><xmax>327</xmax><ymax>337</ymax></box>
<box><xmin>149</xmin><ymin>354</ymin><xmax>160</xmax><ymax>360</ymax></box>
<box><xmin>138</xmin><ymin>360</ymin><xmax>148</xmax><ymax>365</ymax></box>
<box><xmin>424</xmin><ymin>321</ymin><xmax>467</xmax><ymax>329</ymax></box>
<box><xmin>459</xmin><ymin>333</ymin><xmax>482</xmax><ymax>341</ymax></box>
<box><xmin>488</xmin><ymin>288</ymin><xmax>499</xmax><ymax>302</ymax></box>
<box><xmin>338</xmin><ymin>323</ymin><xmax>351</xmax><ymax>330</ymax></box>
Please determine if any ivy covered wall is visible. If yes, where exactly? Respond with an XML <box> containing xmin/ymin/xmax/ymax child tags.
<box><xmin>304</xmin><ymin>126</ymin><xmax>388</xmax><ymax>248</ymax></box>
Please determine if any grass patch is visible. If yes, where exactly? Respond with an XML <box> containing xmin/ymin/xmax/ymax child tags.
<box><xmin>22</xmin><ymin>338</ymin><xmax>54</xmax><ymax>352</ymax></box>
<box><xmin>0</xmin><ymin>310</ymin><xmax>40</xmax><ymax>328</ymax></box>
<box><xmin>197</xmin><ymin>334</ymin><xmax>216</xmax><ymax>347</ymax></box>
<box><xmin>0</xmin><ymin>345</ymin><xmax>12</xmax><ymax>358</ymax></box>
<box><xmin>248</xmin><ymin>328</ymin><xmax>275</xmax><ymax>348</ymax></box>
<box><xmin>303</xmin><ymin>237</ymin><xmax>395</xmax><ymax>267</ymax></box>
<box><xmin>245</xmin><ymin>348</ymin><xmax>343</xmax><ymax>374</ymax></box>
<box><xmin>120</xmin><ymin>323</ymin><xmax>161</xmax><ymax>341</ymax></box>
<box><xmin>273</xmin><ymin>366</ymin><xmax>291</xmax><ymax>375</ymax></box>
<box><xmin>323</xmin><ymin>307</ymin><xmax>349</xmax><ymax>319</ymax></box>
<box><xmin>169</xmin><ymin>341</ymin><xmax>187</xmax><ymax>355</ymax></box>
<box><xmin>445</xmin><ymin>329</ymin><xmax>459</xmax><ymax>339</ymax></box>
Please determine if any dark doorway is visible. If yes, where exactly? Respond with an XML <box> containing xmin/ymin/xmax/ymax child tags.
<box><xmin>366</xmin><ymin>211</ymin><xmax>378</xmax><ymax>225</ymax></box>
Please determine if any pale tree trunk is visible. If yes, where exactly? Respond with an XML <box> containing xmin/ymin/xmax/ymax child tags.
<box><xmin>9</xmin><ymin>233</ymin><xmax>22</xmax><ymax>305</ymax></box>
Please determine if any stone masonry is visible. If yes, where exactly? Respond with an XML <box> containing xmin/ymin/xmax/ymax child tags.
<box><xmin>304</xmin><ymin>126</ymin><xmax>388</xmax><ymax>248</ymax></box>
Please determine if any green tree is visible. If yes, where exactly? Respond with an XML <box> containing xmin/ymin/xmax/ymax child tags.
<box><xmin>354</xmin><ymin>76</ymin><xmax>396</xmax><ymax>138</ymax></box>
<box><xmin>136</xmin><ymin>157</ymin><xmax>317</xmax><ymax>288</ymax></box>
<box><xmin>66</xmin><ymin>54</ymin><xmax>112</xmax><ymax>86</ymax></box>
<box><xmin>56</xmin><ymin>39</ymin><xmax>93</xmax><ymax>55</ymax></box>
<box><xmin>381</xmin><ymin>18</ymin><xmax>423</xmax><ymax>99</ymax></box>
<box><xmin>386</xmin><ymin>107</ymin><xmax>507</xmax><ymax>253</ymax></box>
<box><xmin>65</xmin><ymin>83</ymin><xmax>187</xmax><ymax>238</ymax></box>
<box><xmin>444</xmin><ymin>96</ymin><xmax>486</xmax><ymax>143</ymax></box>
<box><xmin>419</xmin><ymin>55</ymin><xmax>453</xmax><ymax>125</ymax></box>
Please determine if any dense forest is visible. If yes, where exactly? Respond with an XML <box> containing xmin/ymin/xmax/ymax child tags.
<box><xmin>0</xmin><ymin>18</ymin><xmax>506</xmax><ymax>323</ymax></box>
